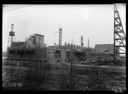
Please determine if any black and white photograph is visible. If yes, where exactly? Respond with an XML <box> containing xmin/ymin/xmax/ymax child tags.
<box><xmin>2</xmin><ymin>4</ymin><xmax>126</xmax><ymax>92</ymax></box>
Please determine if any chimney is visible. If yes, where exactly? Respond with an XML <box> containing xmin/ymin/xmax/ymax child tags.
<box><xmin>59</xmin><ymin>28</ymin><xmax>62</xmax><ymax>47</ymax></box>
<box><xmin>81</xmin><ymin>36</ymin><xmax>84</xmax><ymax>47</ymax></box>
<box><xmin>88</xmin><ymin>37</ymin><xmax>89</xmax><ymax>48</ymax></box>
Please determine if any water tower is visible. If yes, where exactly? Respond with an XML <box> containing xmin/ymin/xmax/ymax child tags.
<box><xmin>8</xmin><ymin>24</ymin><xmax>15</xmax><ymax>46</ymax></box>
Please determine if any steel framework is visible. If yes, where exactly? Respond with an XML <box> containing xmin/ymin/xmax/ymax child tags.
<box><xmin>8</xmin><ymin>24</ymin><xmax>15</xmax><ymax>47</ymax></box>
<box><xmin>114</xmin><ymin>4</ymin><xmax>126</xmax><ymax>62</ymax></box>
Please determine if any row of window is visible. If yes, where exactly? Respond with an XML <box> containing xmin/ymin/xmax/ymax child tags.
<box><xmin>9</xmin><ymin>50</ymin><xmax>35</xmax><ymax>55</ymax></box>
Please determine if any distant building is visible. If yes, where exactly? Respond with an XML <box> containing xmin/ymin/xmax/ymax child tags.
<box><xmin>95</xmin><ymin>44</ymin><xmax>114</xmax><ymax>54</ymax></box>
<box><xmin>26</xmin><ymin>34</ymin><xmax>45</xmax><ymax>48</ymax></box>
<box><xmin>34</xmin><ymin>34</ymin><xmax>45</xmax><ymax>48</ymax></box>
<box><xmin>11</xmin><ymin>42</ymin><xmax>26</xmax><ymax>48</ymax></box>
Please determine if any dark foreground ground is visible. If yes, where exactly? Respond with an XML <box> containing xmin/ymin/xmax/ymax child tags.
<box><xmin>2</xmin><ymin>59</ymin><xmax>126</xmax><ymax>92</ymax></box>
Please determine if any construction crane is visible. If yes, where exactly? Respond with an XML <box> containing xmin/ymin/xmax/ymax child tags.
<box><xmin>114</xmin><ymin>4</ymin><xmax>126</xmax><ymax>62</ymax></box>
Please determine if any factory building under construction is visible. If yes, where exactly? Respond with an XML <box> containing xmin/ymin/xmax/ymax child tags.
<box><xmin>7</xmin><ymin>25</ymin><xmax>125</xmax><ymax>65</ymax></box>
<box><xmin>3</xmin><ymin>4</ymin><xmax>126</xmax><ymax>91</ymax></box>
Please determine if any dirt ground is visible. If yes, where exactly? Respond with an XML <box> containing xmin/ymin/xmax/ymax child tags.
<box><xmin>2</xmin><ymin>59</ymin><xmax>126</xmax><ymax>92</ymax></box>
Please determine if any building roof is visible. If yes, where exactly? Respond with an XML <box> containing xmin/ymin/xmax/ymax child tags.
<box><xmin>35</xmin><ymin>34</ymin><xmax>44</xmax><ymax>37</ymax></box>
<box><xmin>95</xmin><ymin>44</ymin><xmax>114</xmax><ymax>53</ymax></box>
<box><xmin>95</xmin><ymin>44</ymin><xmax>114</xmax><ymax>48</ymax></box>
<box><xmin>11</xmin><ymin>42</ymin><xmax>26</xmax><ymax>48</ymax></box>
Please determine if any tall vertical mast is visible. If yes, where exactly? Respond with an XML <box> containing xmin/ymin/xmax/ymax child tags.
<box><xmin>114</xmin><ymin>4</ymin><xmax>126</xmax><ymax>62</ymax></box>
<box><xmin>11</xmin><ymin>24</ymin><xmax>14</xmax><ymax>43</ymax></box>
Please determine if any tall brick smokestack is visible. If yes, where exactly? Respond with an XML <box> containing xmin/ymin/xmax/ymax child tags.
<box><xmin>81</xmin><ymin>36</ymin><xmax>84</xmax><ymax>47</ymax></box>
<box><xmin>59</xmin><ymin>28</ymin><xmax>62</xmax><ymax>47</ymax></box>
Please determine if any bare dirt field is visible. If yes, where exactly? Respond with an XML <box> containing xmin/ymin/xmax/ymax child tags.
<box><xmin>2</xmin><ymin>59</ymin><xmax>126</xmax><ymax>92</ymax></box>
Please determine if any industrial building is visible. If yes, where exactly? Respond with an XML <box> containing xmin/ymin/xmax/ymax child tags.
<box><xmin>6</xmin><ymin>23</ymin><xmax>118</xmax><ymax>64</ymax></box>
<box><xmin>95</xmin><ymin>44</ymin><xmax>114</xmax><ymax>54</ymax></box>
<box><xmin>6</xmin><ymin>4</ymin><xmax>125</xmax><ymax>65</ymax></box>
<box><xmin>3</xmin><ymin>4</ymin><xmax>126</xmax><ymax>91</ymax></box>
<box><xmin>7</xmin><ymin>31</ymin><xmax>115</xmax><ymax>64</ymax></box>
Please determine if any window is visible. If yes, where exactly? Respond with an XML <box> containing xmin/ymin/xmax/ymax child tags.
<box><xmin>104</xmin><ymin>50</ymin><xmax>109</xmax><ymax>53</ymax></box>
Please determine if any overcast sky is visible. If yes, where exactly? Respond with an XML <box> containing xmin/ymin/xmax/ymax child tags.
<box><xmin>2</xmin><ymin>4</ymin><xmax>126</xmax><ymax>52</ymax></box>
